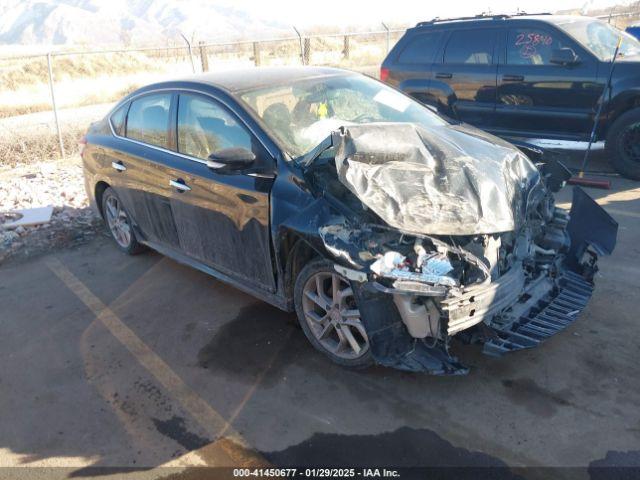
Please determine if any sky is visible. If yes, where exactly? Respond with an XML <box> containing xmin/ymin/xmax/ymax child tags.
<box><xmin>215</xmin><ymin>0</ymin><xmax>628</xmax><ymax>28</ymax></box>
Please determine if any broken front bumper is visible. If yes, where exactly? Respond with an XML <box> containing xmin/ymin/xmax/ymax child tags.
<box><xmin>481</xmin><ymin>187</ymin><xmax>618</xmax><ymax>356</ymax></box>
<box><xmin>481</xmin><ymin>270</ymin><xmax>593</xmax><ymax>356</ymax></box>
<box><xmin>351</xmin><ymin>188</ymin><xmax>618</xmax><ymax>375</ymax></box>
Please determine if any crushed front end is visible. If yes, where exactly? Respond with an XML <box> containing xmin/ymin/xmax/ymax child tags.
<box><xmin>303</xmin><ymin>123</ymin><xmax>618</xmax><ymax>374</ymax></box>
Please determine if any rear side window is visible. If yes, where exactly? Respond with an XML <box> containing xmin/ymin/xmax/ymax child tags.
<box><xmin>507</xmin><ymin>28</ymin><xmax>565</xmax><ymax>65</ymax></box>
<box><xmin>177</xmin><ymin>93</ymin><xmax>252</xmax><ymax>161</ymax></box>
<box><xmin>125</xmin><ymin>93</ymin><xmax>172</xmax><ymax>149</ymax></box>
<box><xmin>110</xmin><ymin>104</ymin><xmax>127</xmax><ymax>136</ymax></box>
<box><xmin>398</xmin><ymin>32</ymin><xmax>442</xmax><ymax>64</ymax></box>
<box><xmin>443</xmin><ymin>29</ymin><xmax>497</xmax><ymax>64</ymax></box>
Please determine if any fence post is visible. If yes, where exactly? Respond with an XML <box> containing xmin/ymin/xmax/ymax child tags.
<box><xmin>46</xmin><ymin>52</ymin><xmax>65</xmax><ymax>158</ymax></box>
<box><xmin>303</xmin><ymin>38</ymin><xmax>311</xmax><ymax>65</ymax></box>
<box><xmin>343</xmin><ymin>35</ymin><xmax>350</xmax><ymax>60</ymax></box>
<box><xmin>293</xmin><ymin>26</ymin><xmax>305</xmax><ymax>65</ymax></box>
<box><xmin>199</xmin><ymin>41</ymin><xmax>209</xmax><ymax>72</ymax></box>
<box><xmin>179</xmin><ymin>33</ymin><xmax>196</xmax><ymax>73</ymax></box>
<box><xmin>381</xmin><ymin>22</ymin><xmax>391</xmax><ymax>53</ymax></box>
<box><xmin>253</xmin><ymin>42</ymin><xmax>261</xmax><ymax>66</ymax></box>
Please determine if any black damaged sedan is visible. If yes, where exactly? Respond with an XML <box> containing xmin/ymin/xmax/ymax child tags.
<box><xmin>82</xmin><ymin>67</ymin><xmax>618</xmax><ymax>374</ymax></box>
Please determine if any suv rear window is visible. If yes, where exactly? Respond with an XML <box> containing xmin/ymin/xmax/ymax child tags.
<box><xmin>443</xmin><ymin>29</ymin><xmax>496</xmax><ymax>64</ymax></box>
<box><xmin>125</xmin><ymin>93</ymin><xmax>172</xmax><ymax>149</ymax></box>
<box><xmin>398</xmin><ymin>32</ymin><xmax>442</xmax><ymax>64</ymax></box>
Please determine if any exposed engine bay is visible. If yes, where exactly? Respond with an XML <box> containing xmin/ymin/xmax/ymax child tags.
<box><xmin>301</xmin><ymin>123</ymin><xmax>618</xmax><ymax>374</ymax></box>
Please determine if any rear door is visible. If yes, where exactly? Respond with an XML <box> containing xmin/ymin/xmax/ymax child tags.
<box><xmin>432</xmin><ymin>27</ymin><xmax>499</xmax><ymax>128</ymax></box>
<box><xmin>168</xmin><ymin>92</ymin><xmax>276</xmax><ymax>292</ymax></box>
<box><xmin>493</xmin><ymin>23</ymin><xmax>601</xmax><ymax>139</ymax></box>
<box><xmin>384</xmin><ymin>30</ymin><xmax>444</xmax><ymax>106</ymax></box>
<box><xmin>104</xmin><ymin>92</ymin><xmax>181</xmax><ymax>249</ymax></box>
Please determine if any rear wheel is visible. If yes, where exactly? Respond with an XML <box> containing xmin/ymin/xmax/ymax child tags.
<box><xmin>294</xmin><ymin>259</ymin><xmax>373</xmax><ymax>368</ymax></box>
<box><xmin>606</xmin><ymin>107</ymin><xmax>640</xmax><ymax>180</ymax></box>
<box><xmin>101</xmin><ymin>187</ymin><xmax>145</xmax><ymax>255</ymax></box>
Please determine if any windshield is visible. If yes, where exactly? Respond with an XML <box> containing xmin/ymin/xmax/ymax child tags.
<box><xmin>239</xmin><ymin>73</ymin><xmax>446</xmax><ymax>158</ymax></box>
<box><xmin>558</xmin><ymin>18</ymin><xmax>640</xmax><ymax>61</ymax></box>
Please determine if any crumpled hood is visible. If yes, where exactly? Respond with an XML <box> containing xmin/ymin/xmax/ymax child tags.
<box><xmin>332</xmin><ymin>122</ymin><xmax>540</xmax><ymax>236</ymax></box>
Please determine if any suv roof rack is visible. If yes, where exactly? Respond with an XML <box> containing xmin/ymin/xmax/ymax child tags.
<box><xmin>415</xmin><ymin>11</ymin><xmax>552</xmax><ymax>27</ymax></box>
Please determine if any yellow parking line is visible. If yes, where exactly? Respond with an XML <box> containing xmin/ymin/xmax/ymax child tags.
<box><xmin>46</xmin><ymin>257</ymin><xmax>266</xmax><ymax>467</ymax></box>
<box><xmin>103</xmin><ymin>255</ymin><xmax>290</xmax><ymax>445</ymax></box>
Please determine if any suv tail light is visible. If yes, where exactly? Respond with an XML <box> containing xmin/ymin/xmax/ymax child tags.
<box><xmin>78</xmin><ymin>135</ymin><xmax>87</xmax><ymax>157</ymax></box>
<box><xmin>380</xmin><ymin>67</ymin><xmax>390</xmax><ymax>83</ymax></box>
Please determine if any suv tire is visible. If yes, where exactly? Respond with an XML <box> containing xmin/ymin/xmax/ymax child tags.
<box><xmin>294</xmin><ymin>259</ymin><xmax>373</xmax><ymax>368</ymax></box>
<box><xmin>606</xmin><ymin>107</ymin><xmax>640</xmax><ymax>180</ymax></box>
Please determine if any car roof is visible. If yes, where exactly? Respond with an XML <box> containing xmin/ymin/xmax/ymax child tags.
<box><xmin>172</xmin><ymin>66</ymin><xmax>354</xmax><ymax>94</ymax></box>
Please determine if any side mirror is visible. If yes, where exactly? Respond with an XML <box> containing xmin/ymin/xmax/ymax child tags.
<box><xmin>550</xmin><ymin>48</ymin><xmax>579</xmax><ymax>66</ymax></box>
<box><xmin>206</xmin><ymin>147</ymin><xmax>256</xmax><ymax>170</ymax></box>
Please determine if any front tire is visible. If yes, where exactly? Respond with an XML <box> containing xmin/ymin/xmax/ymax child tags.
<box><xmin>101</xmin><ymin>187</ymin><xmax>146</xmax><ymax>255</ymax></box>
<box><xmin>606</xmin><ymin>107</ymin><xmax>640</xmax><ymax>180</ymax></box>
<box><xmin>294</xmin><ymin>259</ymin><xmax>373</xmax><ymax>368</ymax></box>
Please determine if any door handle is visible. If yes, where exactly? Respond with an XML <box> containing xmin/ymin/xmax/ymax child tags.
<box><xmin>111</xmin><ymin>161</ymin><xmax>126</xmax><ymax>172</ymax></box>
<box><xmin>170</xmin><ymin>179</ymin><xmax>191</xmax><ymax>192</ymax></box>
<box><xmin>435</xmin><ymin>72</ymin><xmax>452</xmax><ymax>79</ymax></box>
<box><xmin>503</xmin><ymin>75</ymin><xmax>524</xmax><ymax>82</ymax></box>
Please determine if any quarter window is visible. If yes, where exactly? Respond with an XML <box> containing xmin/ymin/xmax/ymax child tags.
<box><xmin>507</xmin><ymin>28</ymin><xmax>565</xmax><ymax>65</ymax></box>
<box><xmin>110</xmin><ymin>104</ymin><xmax>127</xmax><ymax>136</ymax></box>
<box><xmin>443</xmin><ymin>29</ymin><xmax>497</xmax><ymax>64</ymax></box>
<box><xmin>177</xmin><ymin>94</ymin><xmax>252</xmax><ymax>160</ymax></box>
<box><xmin>398</xmin><ymin>32</ymin><xmax>442</xmax><ymax>64</ymax></box>
<box><xmin>125</xmin><ymin>93</ymin><xmax>172</xmax><ymax>148</ymax></box>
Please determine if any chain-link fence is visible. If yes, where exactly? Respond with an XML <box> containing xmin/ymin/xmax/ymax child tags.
<box><xmin>0</xmin><ymin>27</ymin><xmax>406</xmax><ymax>165</ymax></box>
<box><xmin>1</xmin><ymin>10</ymin><xmax>639</xmax><ymax>165</ymax></box>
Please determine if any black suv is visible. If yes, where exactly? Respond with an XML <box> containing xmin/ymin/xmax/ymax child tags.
<box><xmin>381</xmin><ymin>13</ymin><xmax>640</xmax><ymax>179</ymax></box>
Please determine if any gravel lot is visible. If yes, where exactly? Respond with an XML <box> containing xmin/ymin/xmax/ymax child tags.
<box><xmin>0</xmin><ymin>157</ymin><xmax>101</xmax><ymax>263</ymax></box>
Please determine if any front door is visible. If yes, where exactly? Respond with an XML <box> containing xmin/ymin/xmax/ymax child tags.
<box><xmin>168</xmin><ymin>92</ymin><xmax>276</xmax><ymax>292</ymax></box>
<box><xmin>493</xmin><ymin>25</ymin><xmax>601</xmax><ymax>139</ymax></box>
<box><xmin>433</xmin><ymin>27</ymin><xmax>499</xmax><ymax>129</ymax></box>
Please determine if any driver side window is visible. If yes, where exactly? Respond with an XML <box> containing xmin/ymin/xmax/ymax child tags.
<box><xmin>177</xmin><ymin>94</ymin><xmax>252</xmax><ymax>161</ymax></box>
<box><xmin>507</xmin><ymin>28</ymin><xmax>566</xmax><ymax>65</ymax></box>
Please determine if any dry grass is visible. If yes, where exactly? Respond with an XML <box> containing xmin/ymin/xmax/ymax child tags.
<box><xmin>0</xmin><ymin>102</ymin><xmax>54</xmax><ymax>119</ymax></box>
<box><xmin>0</xmin><ymin>83</ymin><xmax>139</xmax><ymax>119</ymax></box>
<box><xmin>0</xmin><ymin>52</ymin><xmax>160</xmax><ymax>91</ymax></box>
<box><xmin>0</xmin><ymin>125</ymin><xmax>86</xmax><ymax>167</ymax></box>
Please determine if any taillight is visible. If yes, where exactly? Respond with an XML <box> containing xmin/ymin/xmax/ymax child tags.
<box><xmin>78</xmin><ymin>135</ymin><xmax>87</xmax><ymax>157</ymax></box>
<box><xmin>380</xmin><ymin>67</ymin><xmax>390</xmax><ymax>82</ymax></box>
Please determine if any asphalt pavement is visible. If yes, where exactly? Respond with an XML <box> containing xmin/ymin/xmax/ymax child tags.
<box><xmin>1</xmin><ymin>152</ymin><xmax>639</xmax><ymax>479</ymax></box>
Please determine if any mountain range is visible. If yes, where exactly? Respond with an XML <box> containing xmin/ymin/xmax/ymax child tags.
<box><xmin>1</xmin><ymin>0</ymin><xmax>637</xmax><ymax>47</ymax></box>
<box><xmin>0</xmin><ymin>0</ymin><xmax>290</xmax><ymax>46</ymax></box>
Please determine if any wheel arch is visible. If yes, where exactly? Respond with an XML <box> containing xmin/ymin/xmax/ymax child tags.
<box><xmin>605</xmin><ymin>89</ymin><xmax>640</xmax><ymax>137</ymax></box>
<box><xmin>94</xmin><ymin>181</ymin><xmax>110</xmax><ymax>219</ymax></box>
<box><xmin>280</xmin><ymin>233</ymin><xmax>323</xmax><ymax>303</ymax></box>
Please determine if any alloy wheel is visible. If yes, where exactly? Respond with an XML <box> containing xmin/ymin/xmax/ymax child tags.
<box><xmin>104</xmin><ymin>195</ymin><xmax>132</xmax><ymax>248</ymax></box>
<box><xmin>301</xmin><ymin>271</ymin><xmax>369</xmax><ymax>360</ymax></box>
<box><xmin>621</xmin><ymin>122</ymin><xmax>640</xmax><ymax>164</ymax></box>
